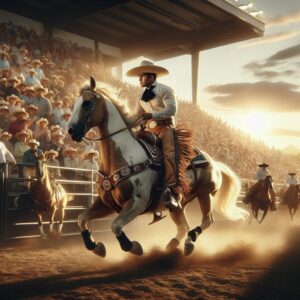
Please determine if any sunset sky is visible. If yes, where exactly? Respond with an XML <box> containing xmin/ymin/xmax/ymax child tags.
<box><xmin>123</xmin><ymin>0</ymin><xmax>300</xmax><ymax>150</ymax></box>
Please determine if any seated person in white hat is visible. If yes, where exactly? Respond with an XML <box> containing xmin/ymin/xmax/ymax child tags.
<box><xmin>126</xmin><ymin>60</ymin><xmax>184</xmax><ymax>211</ymax></box>
<box><xmin>80</xmin><ymin>150</ymin><xmax>99</xmax><ymax>181</ymax></box>
<box><xmin>0</xmin><ymin>104</ymin><xmax>10</xmax><ymax>131</ymax></box>
<box><xmin>45</xmin><ymin>149</ymin><xmax>61</xmax><ymax>178</ymax></box>
<box><xmin>244</xmin><ymin>163</ymin><xmax>276</xmax><ymax>211</ymax></box>
<box><xmin>13</xmin><ymin>129</ymin><xmax>30</xmax><ymax>163</ymax></box>
<box><xmin>286</xmin><ymin>172</ymin><xmax>299</xmax><ymax>186</ymax></box>
<box><xmin>24</xmin><ymin>69</ymin><xmax>41</xmax><ymax>87</ymax></box>
<box><xmin>33</xmin><ymin>86</ymin><xmax>52</xmax><ymax>119</ymax></box>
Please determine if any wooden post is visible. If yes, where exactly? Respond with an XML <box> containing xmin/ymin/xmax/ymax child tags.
<box><xmin>0</xmin><ymin>164</ymin><xmax>8</xmax><ymax>247</ymax></box>
<box><xmin>191</xmin><ymin>51</ymin><xmax>199</xmax><ymax>105</ymax></box>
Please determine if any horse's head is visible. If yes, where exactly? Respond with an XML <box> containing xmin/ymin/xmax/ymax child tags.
<box><xmin>34</xmin><ymin>152</ymin><xmax>48</xmax><ymax>180</ymax></box>
<box><xmin>68</xmin><ymin>77</ymin><xmax>105</xmax><ymax>142</ymax></box>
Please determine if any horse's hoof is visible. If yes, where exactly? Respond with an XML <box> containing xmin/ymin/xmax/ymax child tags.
<box><xmin>130</xmin><ymin>241</ymin><xmax>143</xmax><ymax>256</ymax></box>
<box><xmin>184</xmin><ymin>238</ymin><xmax>195</xmax><ymax>256</ymax></box>
<box><xmin>93</xmin><ymin>242</ymin><xmax>106</xmax><ymax>258</ymax></box>
<box><xmin>166</xmin><ymin>238</ymin><xmax>180</xmax><ymax>251</ymax></box>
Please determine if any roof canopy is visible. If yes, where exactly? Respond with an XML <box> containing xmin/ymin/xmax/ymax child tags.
<box><xmin>1</xmin><ymin>0</ymin><xmax>264</xmax><ymax>61</ymax></box>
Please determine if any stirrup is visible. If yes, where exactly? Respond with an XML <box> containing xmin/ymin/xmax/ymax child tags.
<box><xmin>148</xmin><ymin>211</ymin><xmax>166</xmax><ymax>225</ymax></box>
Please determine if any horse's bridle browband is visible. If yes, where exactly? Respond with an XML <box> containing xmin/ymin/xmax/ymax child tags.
<box><xmin>82</xmin><ymin>90</ymin><xmax>144</xmax><ymax>142</ymax></box>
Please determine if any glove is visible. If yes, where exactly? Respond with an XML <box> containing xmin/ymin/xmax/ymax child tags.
<box><xmin>142</xmin><ymin>113</ymin><xmax>152</xmax><ymax>120</ymax></box>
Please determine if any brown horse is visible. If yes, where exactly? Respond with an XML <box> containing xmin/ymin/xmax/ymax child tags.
<box><xmin>31</xmin><ymin>154</ymin><xmax>69</xmax><ymax>238</ymax></box>
<box><xmin>249</xmin><ymin>176</ymin><xmax>273</xmax><ymax>224</ymax></box>
<box><xmin>282</xmin><ymin>185</ymin><xmax>300</xmax><ymax>221</ymax></box>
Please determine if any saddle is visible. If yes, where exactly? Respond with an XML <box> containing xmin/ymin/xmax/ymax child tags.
<box><xmin>136</xmin><ymin>130</ymin><xmax>209</xmax><ymax>169</ymax></box>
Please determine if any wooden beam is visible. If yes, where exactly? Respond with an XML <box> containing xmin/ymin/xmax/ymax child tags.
<box><xmin>191</xmin><ymin>51</ymin><xmax>199</xmax><ymax>105</ymax></box>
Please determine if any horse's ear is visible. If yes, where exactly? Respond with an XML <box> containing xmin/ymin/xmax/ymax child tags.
<box><xmin>90</xmin><ymin>77</ymin><xmax>96</xmax><ymax>90</ymax></box>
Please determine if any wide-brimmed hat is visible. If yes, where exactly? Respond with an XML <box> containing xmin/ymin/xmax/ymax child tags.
<box><xmin>27</xmin><ymin>138</ymin><xmax>40</xmax><ymax>146</ymax></box>
<box><xmin>50</xmin><ymin>125</ymin><xmax>61</xmax><ymax>132</ymax></box>
<box><xmin>7</xmin><ymin>76</ymin><xmax>19</xmax><ymax>83</ymax></box>
<box><xmin>86</xmin><ymin>149</ymin><xmax>98</xmax><ymax>157</ymax></box>
<box><xmin>6</xmin><ymin>94</ymin><xmax>19</xmax><ymax>102</ymax></box>
<box><xmin>63</xmin><ymin>147</ymin><xmax>78</xmax><ymax>155</ymax></box>
<box><xmin>52</xmin><ymin>130</ymin><xmax>64</xmax><ymax>138</ymax></box>
<box><xmin>35</xmin><ymin>85</ymin><xmax>48</xmax><ymax>93</ymax></box>
<box><xmin>0</xmin><ymin>105</ymin><xmax>9</xmax><ymax>112</ymax></box>
<box><xmin>16</xmin><ymin>129</ymin><xmax>30</xmax><ymax>139</ymax></box>
<box><xmin>289</xmin><ymin>172</ymin><xmax>296</xmax><ymax>176</ymax></box>
<box><xmin>126</xmin><ymin>60</ymin><xmax>169</xmax><ymax>77</ymax></box>
<box><xmin>258</xmin><ymin>163</ymin><xmax>269</xmax><ymax>168</ymax></box>
<box><xmin>0</xmin><ymin>131</ymin><xmax>12</xmax><ymax>139</ymax></box>
<box><xmin>19</xmin><ymin>47</ymin><xmax>28</xmax><ymax>54</ymax></box>
<box><xmin>27</xmin><ymin>104</ymin><xmax>38</xmax><ymax>111</ymax></box>
<box><xmin>13</xmin><ymin>107</ymin><xmax>29</xmax><ymax>118</ymax></box>
<box><xmin>0</xmin><ymin>99</ymin><xmax>9</xmax><ymax>106</ymax></box>
<box><xmin>45</xmin><ymin>149</ymin><xmax>58</xmax><ymax>158</ymax></box>
<box><xmin>36</xmin><ymin>118</ymin><xmax>49</xmax><ymax>126</ymax></box>
<box><xmin>28</xmin><ymin>68</ymin><xmax>36</xmax><ymax>74</ymax></box>
<box><xmin>86</xmin><ymin>129</ymin><xmax>97</xmax><ymax>138</ymax></box>
<box><xmin>31</xmin><ymin>59</ymin><xmax>43</xmax><ymax>66</ymax></box>
<box><xmin>24</xmin><ymin>86</ymin><xmax>36</xmax><ymax>93</ymax></box>
<box><xmin>62</xmin><ymin>109</ymin><xmax>72</xmax><ymax>117</ymax></box>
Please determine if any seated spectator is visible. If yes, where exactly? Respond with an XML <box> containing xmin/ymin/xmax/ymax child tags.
<box><xmin>14</xmin><ymin>129</ymin><xmax>30</xmax><ymax>162</ymax></box>
<box><xmin>16</xmin><ymin>47</ymin><xmax>29</xmax><ymax>66</ymax></box>
<box><xmin>22</xmin><ymin>86</ymin><xmax>36</xmax><ymax>105</ymax></box>
<box><xmin>0</xmin><ymin>105</ymin><xmax>10</xmax><ymax>131</ymax></box>
<box><xmin>6</xmin><ymin>94</ymin><xmax>21</xmax><ymax>115</ymax></box>
<box><xmin>63</xmin><ymin>147</ymin><xmax>79</xmax><ymax>180</ymax></box>
<box><xmin>51</xmin><ymin>100</ymin><xmax>63</xmax><ymax>125</ymax></box>
<box><xmin>83</xmin><ymin>129</ymin><xmax>99</xmax><ymax>153</ymax></box>
<box><xmin>26</xmin><ymin>104</ymin><xmax>39</xmax><ymax>129</ymax></box>
<box><xmin>60</xmin><ymin>110</ymin><xmax>72</xmax><ymax>133</ymax></box>
<box><xmin>24</xmin><ymin>69</ymin><xmax>41</xmax><ymax>87</ymax></box>
<box><xmin>5</xmin><ymin>77</ymin><xmax>20</xmax><ymax>98</ymax></box>
<box><xmin>49</xmin><ymin>130</ymin><xmax>65</xmax><ymax>164</ymax></box>
<box><xmin>0</xmin><ymin>131</ymin><xmax>13</xmax><ymax>154</ymax></box>
<box><xmin>31</xmin><ymin>59</ymin><xmax>45</xmax><ymax>81</ymax></box>
<box><xmin>45</xmin><ymin>149</ymin><xmax>61</xmax><ymax>177</ymax></box>
<box><xmin>32</xmin><ymin>85</ymin><xmax>52</xmax><ymax>119</ymax></box>
<box><xmin>0</xmin><ymin>50</ymin><xmax>10</xmax><ymax>70</ymax></box>
<box><xmin>1</xmin><ymin>68</ymin><xmax>12</xmax><ymax>80</ymax></box>
<box><xmin>8</xmin><ymin>108</ymin><xmax>30</xmax><ymax>141</ymax></box>
<box><xmin>33</xmin><ymin>118</ymin><xmax>51</xmax><ymax>150</ymax></box>
<box><xmin>80</xmin><ymin>150</ymin><xmax>99</xmax><ymax>181</ymax></box>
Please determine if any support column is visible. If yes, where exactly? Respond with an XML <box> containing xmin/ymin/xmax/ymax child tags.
<box><xmin>0</xmin><ymin>164</ymin><xmax>8</xmax><ymax>247</ymax></box>
<box><xmin>191</xmin><ymin>51</ymin><xmax>199</xmax><ymax>106</ymax></box>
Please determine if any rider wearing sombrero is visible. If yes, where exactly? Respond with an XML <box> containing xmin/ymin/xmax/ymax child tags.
<box><xmin>285</xmin><ymin>172</ymin><xmax>299</xmax><ymax>186</ymax></box>
<box><xmin>126</xmin><ymin>60</ymin><xmax>184</xmax><ymax>211</ymax></box>
<box><xmin>244</xmin><ymin>163</ymin><xmax>277</xmax><ymax>211</ymax></box>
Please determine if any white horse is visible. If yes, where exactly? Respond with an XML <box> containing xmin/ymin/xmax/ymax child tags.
<box><xmin>68</xmin><ymin>78</ymin><xmax>248</xmax><ymax>257</ymax></box>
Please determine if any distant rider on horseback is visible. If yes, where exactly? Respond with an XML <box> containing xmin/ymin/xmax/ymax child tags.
<box><xmin>286</xmin><ymin>172</ymin><xmax>299</xmax><ymax>187</ymax></box>
<box><xmin>244</xmin><ymin>163</ymin><xmax>277</xmax><ymax>211</ymax></box>
<box><xmin>126</xmin><ymin>60</ymin><xmax>184</xmax><ymax>211</ymax></box>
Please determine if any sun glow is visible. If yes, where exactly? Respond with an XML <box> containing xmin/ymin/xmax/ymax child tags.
<box><xmin>243</xmin><ymin>112</ymin><xmax>270</xmax><ymax>137</ymax></box>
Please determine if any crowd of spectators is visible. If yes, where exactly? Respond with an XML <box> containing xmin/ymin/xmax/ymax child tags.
<box><xmin>0</xmin><ymin>19</ymin><xmax>298</xmax><ymax>185</ymax></box>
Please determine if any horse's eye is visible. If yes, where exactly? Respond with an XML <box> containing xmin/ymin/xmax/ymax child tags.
<box><xmin>82</xmin><ymin>100</ymin><xmax>91</xmax><ymax>108</ymax></box>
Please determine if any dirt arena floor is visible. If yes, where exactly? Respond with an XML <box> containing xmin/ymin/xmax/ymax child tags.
<box><xmin>1</xmin><ymin>206</ymin><xmax>300</xmax><ymax>300</ymax></box>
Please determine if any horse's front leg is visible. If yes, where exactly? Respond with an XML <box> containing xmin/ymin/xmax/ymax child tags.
<box><xmin>111</xmin><ymin>196</ymin><xmax>148</xmax><ymax>256</ymax></box>
<box><xmin>78</xmin><ymin>198</ymin><xmax>114</xmax><ymax>257</ymax></box>
<box><xmin>49</xmin><ymin>206</ymin><xmax>57</xmax><ymax>236</ymax></box>
<box><xmin>36</xmin><ymin>211</ymin><xmax>47</xmax><ymax>239</ymax></box>
<box><xmin>57</xmin><ymin>205</ymin><xmax>65</xmax><ymax>235</ymax></box>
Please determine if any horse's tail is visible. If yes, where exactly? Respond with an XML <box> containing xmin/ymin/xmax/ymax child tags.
<box><xmin>213</xmin><ymin>162</ymin><xmax>249</xmax><ymax>221</ymax></box>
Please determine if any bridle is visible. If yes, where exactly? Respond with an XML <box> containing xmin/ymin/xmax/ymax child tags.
<box><xmin>81</xmin><ymin>90</ymin><xmax>144</xmax><ymax>142</ymax></box>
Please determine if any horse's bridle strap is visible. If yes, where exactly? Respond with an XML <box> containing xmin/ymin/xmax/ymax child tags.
<box><xmin>96</xmin><ymin>159</ymin><xmax>152</xmax><ymax>192</ymax></box>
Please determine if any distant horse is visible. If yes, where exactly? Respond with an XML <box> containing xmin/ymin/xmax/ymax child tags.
<box><xmin>68</xmin><ymin>77</ymin><xmax>248</xmax><ymax>257</ymax></box>
<box><xmin>31</xmin><ymin>153</ymin><xmax>69</xmax><ymax>238</ymax></box>
<box><xmin>248</xmin><ymin>176</ymin><xmax>273</xmax><ymax>224</ymax></box>
<box><xmin>282</xmin><ymin>185</ymin><xmax>300</xmax><ymax>221</ymax></box>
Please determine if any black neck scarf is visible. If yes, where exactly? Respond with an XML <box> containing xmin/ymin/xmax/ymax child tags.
<box><xmin>141</xmin><ymin>85</ymin><xmax>156</xmax><ymax>102</ymax></box>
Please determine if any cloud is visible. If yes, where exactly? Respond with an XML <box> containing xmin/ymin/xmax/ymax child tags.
<box><xmin>205</xmin><ymin>81</ymin><xmax>300</xmax><ymax>112</ymax></box>
<box><xmin>268</xmin><ymin>10</ymin><xmax>300</xmax><ymax>27</ymax></box>
<box><xmin>253</xmin><ymin>70</ymin><xmax>279</xmax><ymax>79</ymax></box>
<box><xmin>266</xmin><ymin>128</ymin><xmax>300</xmax><ymax>137</ymax></box>
<box><xmin>267</xmin><ymin>44</ymin><xmax>300</xmax><ymax>63</ymax></box>
<box><xmin>241</xmin><ymin>30</ymin><xmax>300</xmax><ymax>47</ymax></box>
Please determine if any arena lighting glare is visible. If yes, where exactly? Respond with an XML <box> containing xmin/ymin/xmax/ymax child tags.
<box><xmin>239</xmin><ymin>3</ymin><xmax>254</xmax><ymax>10</ymax></box>
<box><xmin>250</xmin><ymin>10</ymin><xmax>264</xmax><ymax>16</ymax></box>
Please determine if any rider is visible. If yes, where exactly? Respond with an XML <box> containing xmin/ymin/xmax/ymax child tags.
<box><xmin>126</xmin><ymin>60</ymin><xmax>182</xmax><ymax>211</ymax></box>
<box><xmin>285</xmin><ymin>172</ymin><xmax>299</xmax><ymax>187</ymax></box>
<box><xmin>245</xmin><ymin>163</ymin><xmax>277</xmax><ymax>211</ymax></box>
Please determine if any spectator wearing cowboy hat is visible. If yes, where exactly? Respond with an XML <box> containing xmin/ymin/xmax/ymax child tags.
<box><xmin>4</xmin><ymin>76</ymin><xmax>20</xmax><ymax>98</ymax></box>
<box><xmin>31</xmin><ymin>59</ymin><xmax>45</xmax><ymax>81</ymax></box>
<box><xmin>60</xmin><ymin>109</ymin><xmax>72</xmax><ymax>133</ymax></box>
<box><xmin>1</xmin><ymin>68</ymin><xmax>12</xmax><ymax>80</ymax></box>
<box><xmin>0</xmin><ymin>50</ymin><xmax>10</xmax><ymax>70</ymax></box>
<box><xmin>51</xmin><ymin>100</ymin><xmax>63</xmax><ymax>125</ymax></box>
<box><xmin>33</xmin><ymin>118</ymin><xmax>51</xmax><ymax>150</ymax></box>
<box><xmin>49</xmin><ymin>130</ymin><xmax>65</xmax><ymax>164</ymax></box>
<box><xmin>33</xmin><ymin>85</ymin><xmax>52</xmax><ymax>119</ymax></box>
<box><xmin>0</xmin><ymin>104</ymin><xmax>10</xmax><ymax>131</ymax></box>
<box><xmin>80</xmin><ymin>149</ymin><xmax>99</xmax><ymax>180</ymax></box>
<box><xmin>44</xmin><ymin>149</ymin><xmax>61</xmax><ymax>177</ymax></box>
<box><xmin>22</xmin><ymin>139</ymin><xmax>43</xmax><ymax>188</ymax></box>
<box><xmin>16</xmin><ymin>47</ymin><xmax>28</xmax><ymax>66</ymax></box>
<box><xmin>13</xmin><ymin>129</ymin><xmax>30</xmax><ymax>162</ymax></box>
<box><xmin>8</xmin><ymin>108</ymin><xmax>30</xmax><ymax>141</ymax></box>
<box><xmin>83</xmin><ymin>129</ymin><xmax>99</xmax><ymax>153</ymax></box>
<box><xmin>26</xmin><ymin>104</ymin><xmax>39</xmax><ymax>129</ymax></box>
<box><xmin>22</xmin><ymin>86</ymin><xmax>36</xmax><ymax>105</ymax></box>
<box><xmin>126</xmin><ymin>59</ymin><xmax>182</xmax><ymax>210</ymax></box>
<box><xmin>24</xmin><ymin>68</ymin><xmax>41</xmax><ymax>87</ymax></box>
<box><xmin>63</xmin><ymin>147</ymin><xmax>79</xmax><ymax>180</ymax></box>
<box><xmin>0</xmin><ymin>131</ymin><xmax>13</xmax><ymax>154</ymax></box>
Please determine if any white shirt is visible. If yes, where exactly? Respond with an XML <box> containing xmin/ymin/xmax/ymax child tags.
<box><xmin>139</xmin><ymin>82</ymin><xmax>177</xmax><ymax>121</ymax></box>
<box><xmin>0</xmin><ymin>141</ymin><xmax>16</xmax><ymax>164</ymax></box>
<box><xmin>256</xmin><ymin>167</ymin><xmax>270</xmax><ymax>180</ymax></box>
<box><xmin>286</xmin><ymin>176</ymin><xmax>299</xmax><ymax>186</ymax></box>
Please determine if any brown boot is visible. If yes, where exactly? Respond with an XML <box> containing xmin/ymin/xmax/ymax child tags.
<box><xmin>163</xmin><ymin>187</ymin><xmax>182</xmax><ymax>212</ymax></box>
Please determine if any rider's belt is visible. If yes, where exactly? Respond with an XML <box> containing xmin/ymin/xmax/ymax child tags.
<box><xmin>146</xmin><ymin>118</ymin><xmax>173</xmax><ymax>129</ymax></box>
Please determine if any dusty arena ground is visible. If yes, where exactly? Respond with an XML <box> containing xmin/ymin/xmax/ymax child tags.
<box><xmin>1</xmin><ymin>206</ymin><xmax>300</xmax><ymax>300</ymax></box>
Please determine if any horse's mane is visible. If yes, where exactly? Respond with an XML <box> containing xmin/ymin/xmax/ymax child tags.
<box><xmin>95</xmin><ymin>83</ymin><xmax>134</xmax><ymax>125</ymax></box>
